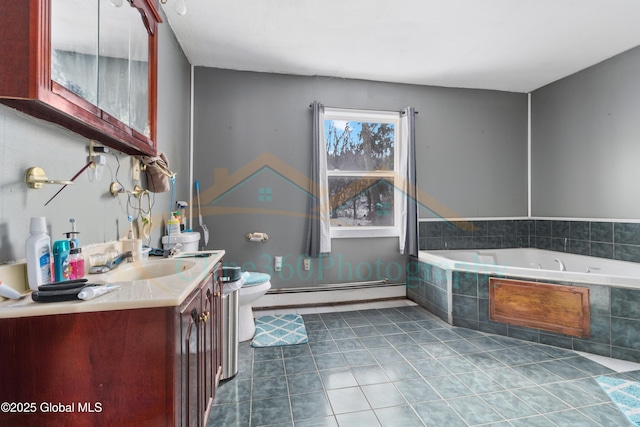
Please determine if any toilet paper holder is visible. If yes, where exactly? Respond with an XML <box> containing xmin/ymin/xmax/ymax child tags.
<box><xmin>246</xmin><ymin>232</ymin><xmax>269</xmax><ymax>242</ymax></box>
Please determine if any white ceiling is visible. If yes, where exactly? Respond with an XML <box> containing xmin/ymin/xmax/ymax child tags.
<box><xmin>160</xmin><ymin>0</ymin><xmax>640</xmax><ymax>93</ymax></box>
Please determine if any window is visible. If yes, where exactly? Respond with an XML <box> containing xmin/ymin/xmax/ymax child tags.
<box><xmin>323</xmin><ymin>108</ymin><xmax>401</xmax><ymax>238</ymax></box>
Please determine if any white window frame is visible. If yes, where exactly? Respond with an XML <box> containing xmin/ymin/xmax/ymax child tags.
<box><xmin>323</xmin><ymin>108</ymin><xmax>401</xmax><ymax>239</ymax></box>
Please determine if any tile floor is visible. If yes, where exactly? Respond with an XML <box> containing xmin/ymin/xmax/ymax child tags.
<box><xmin>208</xmin><ymin>300</ymin><xmax>640</xmax><ymax>426</ymax></box>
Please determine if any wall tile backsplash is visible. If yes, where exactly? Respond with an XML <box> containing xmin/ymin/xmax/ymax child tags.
<box><xmin>419</xmin><ymin>219</ymin><xmax>640</xmax><ymax>263</ymax></box>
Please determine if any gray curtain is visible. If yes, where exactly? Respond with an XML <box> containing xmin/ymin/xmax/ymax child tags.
<box><xmin>403</xmin><ymin>107</ymin><xmax>418</xmax><ymax>257</ymax></box>
<box><xmin>305</xmin><ymin>101</ymin><xmax>324</xmax><ymax>257</ymax></box>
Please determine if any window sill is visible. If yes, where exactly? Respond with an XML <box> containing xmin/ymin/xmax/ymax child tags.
<box><xmin>330</xmin><ymin>227</ymin><xmax>400</xmax><ymax>239</ymax></box>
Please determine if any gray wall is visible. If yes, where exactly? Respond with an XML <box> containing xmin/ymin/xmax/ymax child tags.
<box><xmin>532</xmin><ymin>45</ymin><xmax>640</xmax><ymax>218</ymax></box>
<box><xmin>0</xmin><ymin>12</ymin><xmax>191</xmax><ymax>262</ymax></box>
<box><xmin>193</xmin><ymin>68</ymin><xmax>527</xmax><ymax>288</ymax></box>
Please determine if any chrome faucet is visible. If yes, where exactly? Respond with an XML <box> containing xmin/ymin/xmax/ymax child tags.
<box><xmin>553</xmin><ymin>258</ymin><xmax>566</xmax><ymax>272</ymax></box>
<box><xmin>89</xmin><ymin>251</ymin><xmax>133</xmax><ymax>274</ymax></box>
<box><xmin>164</xmin><ymin>243</ymin><xmax>183</xmax><ymax>258</ymax></box>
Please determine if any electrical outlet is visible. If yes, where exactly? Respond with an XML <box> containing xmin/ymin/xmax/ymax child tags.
<box><xmin>274</xmin><ymin>256</ymin><xmax>282</xmax><ymax>272</ymax></box>
<box><xmin>131</xmin><ymin>158</ymin><xmax>141</xmax><ymax>181</ymax></box>
<box><xmin>303</xmin><ymin>258</ymin><xmax>311</xmax><ymax>271</ymax></box>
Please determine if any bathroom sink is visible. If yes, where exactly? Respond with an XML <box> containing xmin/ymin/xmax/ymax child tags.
<box><xmin>103</xmin><ymin>258</ymin><xmax>198</xmax><ymax>282</ymax></box>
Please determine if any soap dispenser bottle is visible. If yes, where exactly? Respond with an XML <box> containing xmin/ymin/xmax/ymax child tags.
<box><xmin>69</xmin><ymin>247</ymin><xmax>85</xmax><ymax>280</ymax></box>
<box><xmin>64</xmin><ymin>218</ymin><xmax>80</xmax><ymax>248</ymax></box>
<box><xmin>25</xmin><ymin>217</ymin><xmax>52</xmax><ymax>290</ymax></box>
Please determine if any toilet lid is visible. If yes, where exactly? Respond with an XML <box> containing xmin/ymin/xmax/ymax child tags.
<box><xmin>243</xmin><ymin>272</ymin><xmax>271</xmax><ymax>287</ymax></box>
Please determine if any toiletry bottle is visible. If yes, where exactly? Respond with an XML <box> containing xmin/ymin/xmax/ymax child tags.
<box><xmin>52</xmin><ymin>240</ymin><xmax>71</xmax><ymax>282</ymax></box>
<box><xmin>64</xmin><ymin>218</ymin><xmax>80</xmax><ymax>248</ymax></box>
<box><xmin>69</xmin><ymin>248</ymin><xmax>85</xmax><ymax>280</ymax></box>
<box><xmin>166</xmin><ymin>214</ymin><xmax>180</xmax><ymax>236</ymax></box>
<box><xmin>25</xmin><ymin>217</ymin><xmax>52</xmax><ymax>290</ymax></box>
<box><xmin>176</xmin><ymin>201</ymin><xmax>188</xmax><ymax>231</ymax></box>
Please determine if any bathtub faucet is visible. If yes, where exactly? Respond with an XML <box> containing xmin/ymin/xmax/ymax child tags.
<box><xmin>553</xmin><ymin>258</ymin><xmax>566</xmax><ymax>272</ymax></box>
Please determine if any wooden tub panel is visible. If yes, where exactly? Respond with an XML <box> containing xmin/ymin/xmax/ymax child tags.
<box><xmin>489</xmin><ymin>278</ymin><xmax>590</xmax><ymax>338</ymax></box>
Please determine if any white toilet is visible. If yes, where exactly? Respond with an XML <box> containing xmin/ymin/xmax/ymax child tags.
<box><xmin>238</xmin><ymin>272</ymin><xmax>271</xmax><ymax>341</ymax></box>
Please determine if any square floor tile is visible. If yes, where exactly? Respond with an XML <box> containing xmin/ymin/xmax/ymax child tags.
<box><xmin>207</xmin><ymin>401</ymin><xmax>250</xmax><ymax>427</ymax></box>
<box><xmin>335</xmin><ymin>410</ymin><xmax>381</xmax><ymax>427</ymax></box>
<box><xmin>374</xmin><ymin>405</ymin><xmax>424</xmax><ymax>427</ymax></box>
<box><xmin>320</xmin><ymin>368</ymin><xmax>359</xmax><ymax>390</ymax></box>
<box><xmin>314</xmin><ymin>352</ymin><xmax>347</xmax><ymax>371</ymax></box>
<box><xmin>327</xmin><ymin>387</ymin><xmax>371</xmax><ymax>414</ymax></box>
<box><xmin>361</xmin><ymin>383</ymin><xmax>406</xmax><ymax>409</ymax></box>
<box><xmin>334</xmin><ymin>338</ymin><xmax>366</xmax><ymax>352</ymax></box>
<box><xmin>329</xmin><ymin>328</ymin><xmax>356</xmax><ymax>340</ymax></box>
<box><xmin>412</xmin><ymin>400</ymin><xmax>467</xmax><ymax>427</ymax></box>
<box><xmin>287</xmin><ymin>372</ymin><xmax>324</xmax><ymax>395</ymax></box>
<box><xmin>425</xmin><ymin>374</ymin><xmax>474</xmax><ymax>399</ymax></box>
<box><xmin>214</xmin><ymin>379</ymin><xmax>251</xmax><ymax>404</ymax></box>
<box><xmin>290</xmin><ymin>391</ymin><xmax>333</xmax><ymax>421</ymax></box>
<box><xmin>309</xmin><ymin>340</ymin><xmax>340</xmax><ymax>355</ymax></box>
<box><xmin>295</xmin><ymin>416</ymin><xmax>338</xmax><ymax>427</ymax></box>
<box><xmin>371</xmin><ymin>347</ymin><xmax>403</xmax><ymax>364</ymax></box>
<box><xmin>380</xmin><ymin>361</ymin><xmax>420</xmax><ymax>381</ymax></box>
<box><xmin>284</xmin><ymin>356</ymin><xmax>316</xmax><ymax>375</ymax></box>
<box><xmin>447</xmin><ymin>395</ymin><xmax>504</xmax><ymax>425</ymax></box>
<box><xmin>394</xmin><ymin>379</ymin><xmax>441</xmax><ymax>404</ymax></box>
<box><xmin>253</xmin><ymin>346</ymin><xmax>283</xmax><ymax>362</ymax></box>
<box><xmin>252</xmin><ymin>375</ymin><xmax>289</xmax><ymax>400</ymax></box>
<box><xmin>457</xmin><ymin>371</ymin><xmax>505</xmax><ymax>394</ymax></box>
<box><xmin>352</xmin><ymin>365</ymin><xmax>390</xmax><ymax>386</ymax></box>
<box><xmin>250</xmin><ymin>396</ymin><xmax>292</xmax><ymax>426</ymax></box>
<box><xmin>253</xmin><ymin>359</ymin><xmax>285</xmax><ymax>378</ymax></box>
<box><xmin>479</xmin><ymin>390</ymin><xmax>538</xmax><ymax>419</ymax></box>
<box><xmin>509</xmin><ymin>385</ymin><xmax>570</xmax><ymax>413</ymax></box>
<box><xmin>342</xmin><ymin>350</ymin><xmax>377</xmax><ymax>367</ymax></box>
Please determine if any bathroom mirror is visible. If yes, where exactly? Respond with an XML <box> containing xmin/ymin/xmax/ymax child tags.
<box><xmin>51</xmin><ymin>0</ymin><xmax>99</xmax><ymax>106</ymax></box>
<box><xmin>1</xmin><ymin>0</ymin><xmax>160</xmax><ymax>155</ymax></box>
<box><xmin>51</xmin><ymin>0</ymin><xmax>151</xmax><ymax>137</ymax></box>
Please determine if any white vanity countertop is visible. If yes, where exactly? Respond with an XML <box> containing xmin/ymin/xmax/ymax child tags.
<box><xmin>0</xmin><ymin>251</ymin><xmax>225</xmax><ymax>319</ymax></box>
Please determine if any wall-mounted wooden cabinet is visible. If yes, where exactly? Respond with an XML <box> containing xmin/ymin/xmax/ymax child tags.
<box><xmin>0</xmin><ymin>0</ymin><xmax>161</xmax><ymax>156</ymax></box>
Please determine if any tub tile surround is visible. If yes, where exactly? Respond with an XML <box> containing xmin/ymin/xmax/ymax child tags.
<box><xmin>415</xmin><ymin>218</ymin><xmax>640</xmax><ymax>363</ymax></box>
<box><xmin>408</xmin><ymin>259</ymin><xmax>640</xmax><ymax>363</ymax></box>
<box><xmin>209</xmin><ymin>303</ymin><xmax>639</xmax><ymax>426</ymax></box>
<box><xmin>419</xmin><ymin>219</ymin><xmax>640</xmax><ymax>263</ymax></box>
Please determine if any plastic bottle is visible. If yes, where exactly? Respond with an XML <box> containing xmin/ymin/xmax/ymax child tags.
<box><xmin>69</xmin><ymin>247</ymin><xmax>85</xmax><ymax>280</ymax></box>
<box><xmin>25</xmin><ymin>217</ymin><xmax>52</xmax><ymax>290</ymax></box>
<box><xmin>52</xmin><ymin>240</ymin><xmax>71</xmax><ymax>282</ymax></box>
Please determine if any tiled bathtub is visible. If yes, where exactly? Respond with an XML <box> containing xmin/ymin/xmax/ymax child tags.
<box><xmin>407</xmin><ymin>248</ymin><xmax>640</xmax><ymax>363</ymax></box>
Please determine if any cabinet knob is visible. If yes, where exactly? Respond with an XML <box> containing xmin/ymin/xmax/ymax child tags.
<box><xmin>200</xmin><ymin>311</ymin><xmax>210</xmax><ymax>323</ymax></box>
<box><xmin>214</xmin><ymin>292</ymin><xmax>221</xmax><ymax>298</ymax></box>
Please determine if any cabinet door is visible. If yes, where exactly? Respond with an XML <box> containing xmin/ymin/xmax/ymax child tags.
<box><xmin>201</xmin><ymin>273</ymin><xmax>215</xmax><ymax>416</ymax></box>
<box><xmin>180</xmin><ymin>290</ymin><xmax>202</xmax><ymax>427</ymax></box>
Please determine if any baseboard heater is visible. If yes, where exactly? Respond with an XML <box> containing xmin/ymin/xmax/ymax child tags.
<box><xmin>266</xmin><ymin>279</ymin><xmax>397</xmax><ymax>294</ymax></box>
<box><xmin>254</xmin><ymin>281</ymin><xmax>407</xmax><ymax>309</ymax></box>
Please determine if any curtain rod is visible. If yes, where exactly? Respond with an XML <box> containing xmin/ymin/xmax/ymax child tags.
<box><xmin>309</xmin><ymin>103</ymin><xmax>418</xmax><ymax>115</ymax></box>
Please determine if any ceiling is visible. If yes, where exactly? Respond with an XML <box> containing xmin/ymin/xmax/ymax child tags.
<box><xmin>160</xmin><ymin>0</ymin><xmax>640</xmax><ymax>93</ymax></box>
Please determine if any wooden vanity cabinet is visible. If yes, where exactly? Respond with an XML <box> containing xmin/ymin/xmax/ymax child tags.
<box><xmin>0</xmin><ymin>262</ymin><xmax>224</xmax><ymax>427</ymax></box>
<box><xmin>0</xmin><ymin>0</ymin><xmax>161</xmax><ymax>156</ymax></box>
